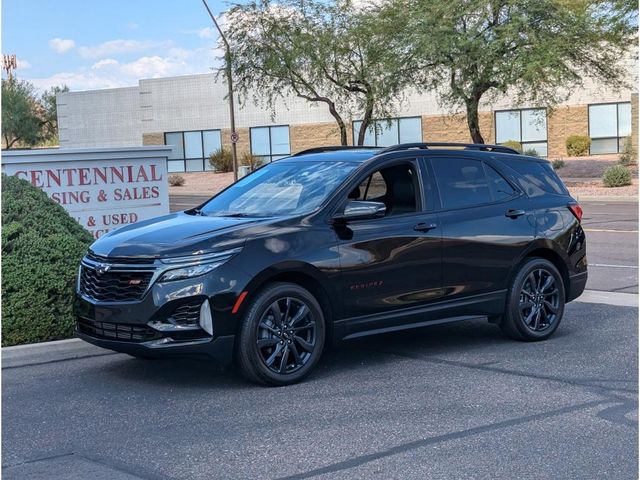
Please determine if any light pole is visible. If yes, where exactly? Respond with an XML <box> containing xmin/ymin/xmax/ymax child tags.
<box><xmin>202</xmin><ymin>0</ymin><xmax>238</xmax><ymax>181</ymax></box>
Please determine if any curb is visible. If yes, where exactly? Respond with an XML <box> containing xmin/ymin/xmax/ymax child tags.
<box><xmin>574</xmin><ymin>289</ymin><xmax>638</xmax><ymax>308</ymax></box>
<box><xmin>573</xmin><ymin>195</ymin><xmax>638</xmax><ymax>203</ymax></box>
<box><xmin>2</xmin><ymin>338</ymin><xmax>117</xmax><ymax>369</ymax></box>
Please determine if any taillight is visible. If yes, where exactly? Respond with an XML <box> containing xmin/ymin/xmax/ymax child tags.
<box><xmin>568</xmin><ymin>202</ymin><xmax>583</xmax><ymax>222</ymax></box>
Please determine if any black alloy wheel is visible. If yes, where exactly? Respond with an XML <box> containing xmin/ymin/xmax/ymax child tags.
<box><xmin>256</xmin><ymin>297</ymin><xmax>317</xmax><ymax>374</ymax></box>
<box><xmin>237</xmin><ymin>282</ymin><xmax>325</xmax><ymax>385</ymax></box>
<box><xmin>518</xmin><ymin>268</ymin><xmax>561</xmax><ymax>332</ymax></box>
<box><xmin>501</xmin><ymin>258</ymin><xmax>565</xmax><ymax>341</ymax></box>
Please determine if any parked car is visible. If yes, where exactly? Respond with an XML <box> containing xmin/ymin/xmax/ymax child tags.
<box><xmin>75</xmin><ymin>143</ymin><xmax>587</xmax><ymax>385</ymax></box>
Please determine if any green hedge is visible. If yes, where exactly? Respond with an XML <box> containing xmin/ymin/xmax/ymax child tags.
<box><xmin>2</xmin><ymin>174</ymin><xmax>93</xmax><ymax>346</ymax></box>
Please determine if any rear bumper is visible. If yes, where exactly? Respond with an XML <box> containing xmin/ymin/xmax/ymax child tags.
<box><xmin>567</xmin><ymin>271</ymin><xmax>588</xmax><ymax>302</ymax></box>
<box><xmin>76</xmin><ymin>329</ymin><xmax>235</xmax><ymax>365</ymax></box>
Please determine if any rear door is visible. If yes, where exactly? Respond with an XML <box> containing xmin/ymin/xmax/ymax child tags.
<box><xmin>427</xmin><ymin>155</ymin><xmax>536</xmax><ymax>302</ymax></box>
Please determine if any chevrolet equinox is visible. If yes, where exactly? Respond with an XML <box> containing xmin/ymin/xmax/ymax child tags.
<box><xmin>75</xmin><ymin>143</ymin><xmax>587</xmax><ymax>385</ymax></box>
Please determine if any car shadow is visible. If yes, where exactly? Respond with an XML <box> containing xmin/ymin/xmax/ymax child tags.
<box><xmin>98</xmin><ymin>317</ymin><xmax>522</xmax><ymax>389</ymax></box>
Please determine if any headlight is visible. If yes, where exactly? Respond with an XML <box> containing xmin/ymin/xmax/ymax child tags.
<box><xmin>158</xmin><ymin>247</ymin><xmax>241</xmax><ymax>283</ymax></box>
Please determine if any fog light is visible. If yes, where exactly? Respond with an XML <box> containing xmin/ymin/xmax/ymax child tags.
<box><xmin>200</xmin><ymin>299</ymin><xmax>213</xmax><ymax>335</ymax></box>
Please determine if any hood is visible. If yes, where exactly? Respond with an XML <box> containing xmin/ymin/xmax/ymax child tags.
<box><xmin>89</xmin><ymin>212</ymin><xmax>270</xmax><ymax>258</ymax></box>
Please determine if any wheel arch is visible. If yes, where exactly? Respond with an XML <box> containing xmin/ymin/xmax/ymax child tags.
<box><xmin>512</xmin><ymin>242</ymin><xmax>571</xmax><ymax>301</ymax></box>
<box><xmin>237</xmin><ymin>262</ymin><xmax>336</xmax><ymax>343</ymax></box>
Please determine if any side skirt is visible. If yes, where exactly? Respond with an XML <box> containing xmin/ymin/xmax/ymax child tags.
<box><xmin>334</xmin><ymin>290</ymin><xmax>507</xmax><ymax>341</ymax></box>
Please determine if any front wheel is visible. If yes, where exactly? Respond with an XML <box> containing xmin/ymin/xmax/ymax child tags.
<box><xmin>236</xmin><ymin>283</ymin><xmax>325</xmax><ymax>386</ymax></box>
<box><xmin>500</xmin><ymin>258</ymin><xmax>565</xmax><ymax>341</ymax></box>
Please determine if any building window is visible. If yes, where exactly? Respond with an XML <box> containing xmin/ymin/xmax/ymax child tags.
<box><xmin>352</xmin><ymin>117</ymin><xmax>422</xmax><ymax>147</ymax></box>
<box><xmin>495</xmin><ymin>108</ymin><xmax>547</xmax><ymax>157</ymax></box>
<box><xmin>164</xmin><ymin>130</ymin><xmax>222</xmax><ymax>172</ymax></box>
<box><xmin>250</xmin><ymin>125</ymin><xmax>290</xmax><ymax>164</ymax></box>
<box><xmin>588</xmin><ymin>102</ymin><xmax>631</xmax><ymax>154</ymax></box>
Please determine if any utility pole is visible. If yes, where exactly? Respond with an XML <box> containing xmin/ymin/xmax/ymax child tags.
<box><xmin>202</xmin><ymin>0</ymin><xmax>238</xmax><ymax>181</ymax></box>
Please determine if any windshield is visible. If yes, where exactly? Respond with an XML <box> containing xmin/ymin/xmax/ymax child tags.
<box><xmin>199</xmin><ymin>160</ymin><xmax>358</xmax><ymax>217</ymax></box>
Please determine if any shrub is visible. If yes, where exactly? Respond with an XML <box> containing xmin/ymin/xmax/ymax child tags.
<box><xmin>566</xmin><ymin>135</ymin><xmax>591</xmax><ymax>156</ymax></box>
<box><xmin>552</xmin><ymin>158</ymin><xmax>566</xmax><ymax>170</ymax></box>
<box><xmin>2</xmin><ymin>175</ymin><xmax>93</xmax><ymax>346</ymax></box>
<box><xmin>239</xmin><ymin>151</ymin><xmax>259</xmax><ymax>171</ymax></box>
<box><xmin>168</xmin><ymin>173</ymin><xmax>185</xmax><ymax>186</ymax></box>
<box><xmin>602</xmin><ymin>165</ymin><xmax>632</xmax><ymax>188</ymax></box>
<box><xmin>502</xmin><ymin>140</ymin><xmax>522</xmax><ymax>152</ymax></box>
<box><xmin>523</xmin><ymin>148</ymin><xmax>540</xmax><ymax>157</ymax></box>
<box><xmin>208</xmin><ymin>148</ymin><xmax>233</xmax><ymax>172</ymax></box>
<box><xmin>619</xmin><ymin>135</ymin><xmax>636</xmax><ymax>166</ymax></box>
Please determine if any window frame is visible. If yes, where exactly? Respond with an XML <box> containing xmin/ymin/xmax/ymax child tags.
<box><xmin>587</xmin><ymin>101</ymin><xmax>632</xmax><ymax>154</ymax></box>
<box><xmin>494</xmin><ymin>107</ymin><xmax>549</xmax><ymax>157</ymax></box>
<box><xmin>249</xmin><ymin>125</ymin><xmax>291</xmax><ymax>164</ymax></box>
<box><xmin>426</xmin><ymin>156</ymin><xmax>522</xmax><ymax>212</ymax></box>
<box><xmin>164</xmin><ymin>129</ymin><xmax>222</xmax><ymax>172</ymax></box>
<box><xmin>351</xmin><ymin>116</ymin><xmax>423</xmax><ymax>147</ymax></box>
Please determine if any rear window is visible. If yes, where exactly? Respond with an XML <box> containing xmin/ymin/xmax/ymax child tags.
<box><xmin>503</xmin><ymin>160</ymin><xmax>567</xmax><ymax>197</ymax></box>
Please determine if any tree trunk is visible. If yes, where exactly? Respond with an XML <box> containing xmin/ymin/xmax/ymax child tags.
<box><xmin>465</xmin><ymin>98</ymin><xmax>485</xmax><ymax>144</ymax></box>
<box><xmin>357</xmin><ymin>94</ymin><xmax>375</xmax><ymax>146</ymax></box>
<box><xmin>326</xmin><ymin>100</ymin><xmax>348</xmax><ymax>146</ymax></box>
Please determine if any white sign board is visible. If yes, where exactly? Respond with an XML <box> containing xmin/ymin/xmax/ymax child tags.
<box><xmin>2</xmin><ymin>147</ymin><xmax>171</xmax><ymax>239</ymax></box>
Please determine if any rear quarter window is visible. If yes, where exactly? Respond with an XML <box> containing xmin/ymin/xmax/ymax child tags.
<box><xmin>503</xmin><ymin>159</ymin><xmax>568</xmax><ymax>197</ymax></box>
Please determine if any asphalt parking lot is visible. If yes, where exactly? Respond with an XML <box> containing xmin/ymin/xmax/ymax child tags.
<box><xmin>2</xmin><ymin>199</ymin><xmax>637</xmax><ymax>479</ymax></box>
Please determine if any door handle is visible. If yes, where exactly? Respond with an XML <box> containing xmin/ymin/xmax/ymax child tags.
<box><xmin>414</xmin><ymin>222</ymin><xmax>438</xmax><ymax>232</ymax></box>
<box><xmin>505</xmin><ymin>209</ymin><xmax>526</xmax><ymax>218</ymax></box>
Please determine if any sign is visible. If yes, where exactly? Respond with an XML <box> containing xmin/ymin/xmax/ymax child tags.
<box><xmin>230</xmin><ymin>131</ymin><xmax>239</xmax><ymax>144</ymax></box>
<box><xmin>2</xmin><ymin>146</ymin><xmax>172</xmax><ymax>239</ymax></box>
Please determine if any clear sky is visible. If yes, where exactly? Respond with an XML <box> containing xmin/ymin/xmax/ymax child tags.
<box><xmin>1</xmin><ymin>0</ymin><xmax>230</xmax><ymax>91</ymax></box>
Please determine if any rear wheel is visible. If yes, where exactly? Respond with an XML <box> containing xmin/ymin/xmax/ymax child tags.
<box><xmin>236</xmin><ymin>282</ymin><xmax>325</xmax><ymax>386</ymax></box>
<box><xmin>500</xmin><ymin>258</ymin><xmax>565</xmax><ymax>341</ymax></box>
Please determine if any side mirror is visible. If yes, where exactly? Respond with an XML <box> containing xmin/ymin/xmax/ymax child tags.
<box><xmin>334</xmin><ymin>200</ymin><xmax>386</xmax><ymax>222</ymax></box>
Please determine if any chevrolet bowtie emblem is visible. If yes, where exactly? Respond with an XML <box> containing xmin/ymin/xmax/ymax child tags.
<box><xmin>95</xmin><ymin>263</ymin><xmax>111</xmax><ymax>275</ymax></box>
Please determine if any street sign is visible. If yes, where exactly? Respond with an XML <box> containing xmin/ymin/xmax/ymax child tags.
<box><xmin>230</xmin><ymin>131</ymin><xmax>239</xmax><ymax>144</ymax></box>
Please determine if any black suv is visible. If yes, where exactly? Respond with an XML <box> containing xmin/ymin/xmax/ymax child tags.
<box><xmin>76</xmin><ymin>143</ymin><xmax>587</xmax><ymax>385</ymax></box>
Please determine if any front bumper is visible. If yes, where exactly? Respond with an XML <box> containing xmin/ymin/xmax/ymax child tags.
<box><xmin>74</xmin><ymin>259</ymin><xmax>251</xmax><ymax>364</ymax></box>
<box><xmin>76</xmin><ymin>329</ymin><xmax>235</xmax><ymax>364</ymax></box>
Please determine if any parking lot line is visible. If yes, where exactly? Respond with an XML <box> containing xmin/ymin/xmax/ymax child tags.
<box><xmin>576</xmin><ymin>289</ymin><xmax>638</xmax><ymax>307</ymax></box>
<box><xmin>583</xmin><ymin>228</ymin><xmax>638</xmax><ymax>233</ymax></box>
<box><xmin>588</xmin><ymin>263</ymin><xmax>638</xmax><ymax>269</ymax></box>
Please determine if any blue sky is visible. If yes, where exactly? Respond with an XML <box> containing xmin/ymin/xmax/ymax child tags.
<box><xmin>2</xmin><ymin>0</ymin><xmax>230</xmax><ymax>91</ymax></box>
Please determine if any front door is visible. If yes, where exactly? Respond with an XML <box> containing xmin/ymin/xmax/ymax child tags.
<box><xmin>334</xmin><ymin>159</ymin><xmax>443</xmax><ymax>335</ymax></box>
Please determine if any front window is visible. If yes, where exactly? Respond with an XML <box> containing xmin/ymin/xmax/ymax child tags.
<box><xmin>250</xmin><ymin>125</ymin><xmax>291</xmax><ymax>164</ymax></box>
<box><xmin>588</xmin><ymin>102</ymin><xmax>631</xmax><ymax>154</ymax></box>
<box><xmin>352</xmin><ymin>117</ymin><xmax>422</xmax><ymax>147</ymax></box>
<box><xmin>199</xmin><ymin>161</ymin><xmax>357</xmax><ymax>217</ymax></box>
<box><xmin>495</xmin><ymin>108</ymin><xmax>548</xmax><ymax>157</ymax></box>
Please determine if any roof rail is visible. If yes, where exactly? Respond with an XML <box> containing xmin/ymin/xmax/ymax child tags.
<box><xmin>292</xmin><ymin>145</ymin><xmax>380</xmax><ymax>157</ymax></box>
<box><xmin>378</xmin><ymin>142</ymin><xmax>520</xmax><ymax>155</ymax></box>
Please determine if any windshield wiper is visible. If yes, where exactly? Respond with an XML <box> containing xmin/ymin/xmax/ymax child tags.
<box><xmin>217</xmin><ymin>212</ymin><xmax>252</xmax><ymax>217</ymax></box>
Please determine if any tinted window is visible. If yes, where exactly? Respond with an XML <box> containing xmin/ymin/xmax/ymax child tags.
<box><xmin>348</xmin><ymin>163</ymin><xmax>418</xmax><ymax>216</ymax></box>
<box><xmin>433</xmin><ymin>158</ymin><xmax>491</xmax><ymax>209</ymax></box>
<box><xmin>201</xmin><ymin>161</ymin><xmax>357</xmax><ymax>217</ymax></box>
<box><xmin>506</xmin><ymin>160</ymin><xmax>567</xmax><ymax>197</ymax></box>
<box><xmin>485</xmin><ymin>164</ymin><xmax>516</xmax><ymax>201</ymax></box>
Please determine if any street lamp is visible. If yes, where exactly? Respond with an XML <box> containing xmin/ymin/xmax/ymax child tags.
<box><xmin>202</xmin><ymin>0</ymin><xmax>238</xmax><ymax>181</ymax></box>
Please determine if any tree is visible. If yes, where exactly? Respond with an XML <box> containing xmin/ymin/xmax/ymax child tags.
<box><xmin>226</xmin><ymin>0</ymin><xmax>411</xmax><ymax>145</ymax></box>
<box><xmin>1</xmin><ymin>78</ymin><xmax>43</xmax><ymax>149</ymax></box>
<box><xmin>41</xmin><ymin>85</ymin><xmax>69</xmax><ymax>141</ymax></box>
<box><xmin>1</xmin><ymin>78</ymin><xmax>68</xmax><ymax>149</ymax></box>
<box><xmin>376</xmin><ymin>0</ymin><xmax>637</xmax><ymax>143</ymax></box>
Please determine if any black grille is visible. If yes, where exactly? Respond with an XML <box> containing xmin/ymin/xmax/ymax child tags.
<box><xmin>77</xmin><ymin>317</ymin><xmax>161</xmax><ymax>342</ymax></box>
<box><xmin>79</xmin><ymin>265</ymin><xmax>153</xmax><ymax>302</ymax></box>
<box><xmin>86</xmin><ymin>251</ymin><xmax>155</xmax><ymax>265</ymax></box>
<box><xmin>167</xmin><ymin>301</ymin><xmax>202</xmax><ymax>327</ymax></box>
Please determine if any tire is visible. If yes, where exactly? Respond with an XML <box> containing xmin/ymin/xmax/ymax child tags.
<box><xmin>236</xmin><ymin>282</ymin><xmax>326</xmax><ymax>386</ymax></box>
<box><xmin>500</xmin><ymin>258</ymin><xmax>565</xmax><ymax>341</ymax></box>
